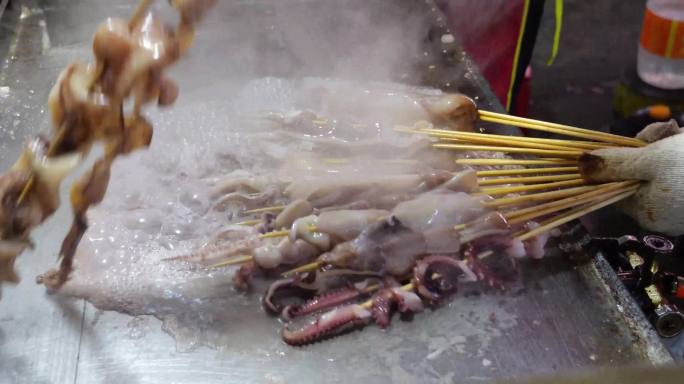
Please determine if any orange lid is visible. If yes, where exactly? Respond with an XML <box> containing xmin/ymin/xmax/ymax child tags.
<box><xmin>648</xmin><ymin>104</ymin><xmax>672</xmax><ymax>120</ymax></box>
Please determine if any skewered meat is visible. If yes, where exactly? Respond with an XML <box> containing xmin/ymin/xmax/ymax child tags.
<box><xmin>274</xmin><ymin>199</ymin><xmax>313</xmax><ymax>229</ymax></box>
<box><xmin>521</xmin><ymin>221</ymin><xmax>550</xmax><ymax>259</ymax></box>
<box><xmin>253</xmin><ymin>238</ymin><xmax>319</xmax><ymax>269</ymax></box>
<box><xmin>313</xmin><ymin>209</ymin><xmax>389</xmax><ymax>241</ymax></box>
<box><xmin>0</xmin><ymin>0</ymin><xmax>215</xmax><ymax>295</ymax></box>
<box><xmin>316</xmin><ymin>191</ymin><xmax>508</xmax><ymax>275</ymax></box>
<box><xmin>284</xmin><ymin>169</ymin><xmax>477</xmax><ymax>210</ymax></box>
<box><xmin>170</xmin><ymin>225</ymin><xmax>260</xmax><ymax>266</ymax></box>
<box><xmin>420</xmin><ymin>93</ymin><xmax>477</xmax><ymax>132</ymax></box>
<box><xmin>392</xmin><ymin>190</ymin><xmax>493</xmax><ymax>253</ymax></box>
<box><xmin>289</xmin><ymin>78</ymin><xmax>477</xmax><ymax>132</ymax></box>
<box><xmin>290</xmin><ymin>215</ymin><xmax>332</xmax><ymax>251</ymax></box>
<box><xmin>318</xmin><ymin>217</ymin><xmax>428</xmax><ymax>276</ymax></box>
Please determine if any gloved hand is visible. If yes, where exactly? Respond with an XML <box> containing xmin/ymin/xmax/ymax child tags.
<box><xmin>578</xmin><ymin>119</ymin><xmax>684</xmax><ymax>236</ymax></box>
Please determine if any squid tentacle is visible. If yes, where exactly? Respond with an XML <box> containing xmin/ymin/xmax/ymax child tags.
<box><xmin>281</xmin><ymin>304</ymin><xmax>371</xmax><ymax>346</ymax></box>
<box><xmin>282</xmin><ymin>286</ymin><xmax>364</xmax><ymax>321</ymax></box>
<box><xmin>412</xmin><ymin>255</ymin><xmax>464</xmax><ymax>304</ymax></box>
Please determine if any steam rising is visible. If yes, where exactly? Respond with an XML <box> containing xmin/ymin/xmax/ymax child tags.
<box><xmin>49</xmin><ymin>0</ymin><xmax>500</xmax><ymax>371</ymax></box>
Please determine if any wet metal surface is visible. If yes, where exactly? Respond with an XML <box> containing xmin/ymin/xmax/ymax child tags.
<box><xmin>0</xmin><ymin>1</ymin><xmax>673</xmax><ymax>383</ymax></box>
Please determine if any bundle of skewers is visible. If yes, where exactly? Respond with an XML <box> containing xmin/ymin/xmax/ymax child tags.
<box><xmin>428</xmin><ymin>109</ymin><xmax>644</xmax><ymax>242</ymax></box>
<box><xmin>0</xmin><ymin>0</ymin><xmax>648</xmax><ymax>348</ymax></box>
<box><xmin>169</xmin><ymin>101</ymin><xmax>647</xmax><ymax>346</ymax></box>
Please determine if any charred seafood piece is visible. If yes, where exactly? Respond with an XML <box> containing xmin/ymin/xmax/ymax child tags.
<box><xmin>0</xmin><ymin>0</ymin><xmax>215</xmax><ymax>296</ymax></box>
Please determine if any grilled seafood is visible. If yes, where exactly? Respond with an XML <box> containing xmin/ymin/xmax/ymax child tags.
<box><xmin>0</xmin><ymin>0</ymin><xmax>215</xmax><ymax>296</ymax></box>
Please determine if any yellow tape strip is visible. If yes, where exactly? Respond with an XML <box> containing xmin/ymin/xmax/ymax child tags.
<box><xmin>506</xmin><ymin>0</ymin><xmax>531</xmax><ymax>112</ymax></box>
<box><xmin>546</xmin><ymin>0</ymin><xmax>563</xmax><ymax>65</ymax></box>
<box><xmin>665</xmin><ymin>20</ymin><xmax>679</xmax><ymax>58</ymax></box>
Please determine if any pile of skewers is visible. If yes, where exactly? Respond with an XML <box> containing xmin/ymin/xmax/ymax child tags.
<box><xmin>0</xmin><ymin>0</ymin><xmax>648</xmax><ymax>346</ymax></box>
<box><xmin>215</xmin><ymin>110</ymin><xmax>644</xmax><ymax>270</ymax></box>
<box><xmin>431</xmin><ymin>109</ymin><xmax>644</xmax><ymax>242</ymax></box>
<box><xmin>178</xmin><ymin>105</ymin><xmax>647</xmax><ymax>345</ymax></box>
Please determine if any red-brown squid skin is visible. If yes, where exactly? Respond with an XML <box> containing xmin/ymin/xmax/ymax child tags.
<box><xmin>280</xmin><ymin>255</ymin><xmax>469</xmax><ymax>346</ymax></box>
<box><xmin>281</xmin><ymin>304</ymin><xmax>372</xmax><ymax>346</ymax></box>
<box><xmin>370</xmin><ymin>287</ymin><xmax>424</xmax><ymax>328</ymax></box>
<box><xmin>262</xmin><ymin>273</ymin><xmax>381</xmax><ymax>319</ymax></box>
<box><xmin>282</xmin><ymin>286</ymin><xmax>365</xmax><ymax>321</ymax></box>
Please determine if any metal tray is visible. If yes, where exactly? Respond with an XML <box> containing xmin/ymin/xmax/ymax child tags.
<box><xmin>0</xmin><ymin>1</ymin><xmax>672</xmax><ymax>383</ymax></box>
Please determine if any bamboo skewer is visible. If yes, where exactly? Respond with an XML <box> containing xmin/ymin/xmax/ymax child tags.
<box><xmin>417</xmin><ymin>127</ymin><xmax>616</xmax><ymax>150</ymax></box>
<box><xmin>505</xmin><ymin>183</ymin><xmax>640</xmax><ymax>225</ymax></box>
<box><xmin>434</xmin><ymin>143</ymin><xmax>584</xmax><ymax>158</ymax></box>
<box><xmin>476</xmin><ymin>166</ymin><xmax>578</xmax><ymax>176</ymax></box>
<box><xmin>482</xmin><ymin>185</ymin><xmax>599</xmax><ymax>208</ymax></box>
<box><xmin>479</xmin><ymin>110</ymin><xmax>646</xmax><ymax>147</ymax></box>
<box><xmin>480</xmin><ymin>179</ymin><xmax>586</xmax><ymax>196</ymax></box>
<box><xmin>209</xmin><ymin>255</ymin><xmax>254</xmax><ymax>268</ymax></box>
<box><xmin>456</xmin><ymin>158</ymin><xmax>577</xmax><ymax>166</ymax></box>
<box><xmin>215</xmin><ymin>113</ymin><xmax>645</xmax><ymax>274</ymax></box>
<box><xmin>235</xmin><ymin>219</ymin><xmax>262</xmax><ymax>226</ymax></box>
<box><xmin>456</xmin><ymin>184</ymin><xmax>629</xmax><ymax>231</ymax></box>
<box><xmin>512</xmin><ymin>206</ymin><xmax>587</xmax><ymax>238</ymax></box>
<box><xmin>503</xmin><ymin>181</ymin><xmax>638</xmax><ymax>219</ymax></box>
<box><xmin>243</xmin><ymin>205</ymin><xmax>286</xmax><ymax>215</ymax></box>
<box><xmin>438</xmin><ymin>136</ymin><xmax>581</xmax><ymax>152</ymax></box>
<box><xmin>477</xmin><ymin>173</ymin><xmax>581</xmax><ymax>186</ymax></box>
<box><xmin>258</xmin><ymin>225</ymin><xmax>320</xmax><ymax>239</ymax></box>
<box><xmin>258</xmin><ymin>229</ymin><xmax>290</xmax><ymax>239</ymax></box>
<box><xmin>516</xmin><ymin>189</ymin><xmax>638</xmax><ymax>241</ymax></box>
<box><xmin>283</xmin><ymin>261</ymin><xmax>323</xmax><ymax>276</ymax></box>
<box><xmin>480</xmin><ymin>114</ymin><xmax>620</xmax><ymax>145</ymax></box>
<box><xmin>262</xmin><ymin>184</ymin><xmax>638</xmax><ymax>273</ymax></box>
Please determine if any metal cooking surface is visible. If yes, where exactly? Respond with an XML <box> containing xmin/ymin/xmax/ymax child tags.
<box><xmin>0</xmin><ymin>1</ymin><xmax>672</xmax><ymax>383</ymax></box>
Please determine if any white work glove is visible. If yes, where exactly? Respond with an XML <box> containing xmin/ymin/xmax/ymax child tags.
<box><xmin>578</xmin><ymin>119</ymin><xmax>684</xmax><ymax>236</ymax></box>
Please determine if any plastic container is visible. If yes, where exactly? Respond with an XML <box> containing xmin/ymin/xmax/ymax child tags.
<box><xmin>637</xmin><ymin>0</ymin><xmax>684</xmax><ymax>90</ymax></box>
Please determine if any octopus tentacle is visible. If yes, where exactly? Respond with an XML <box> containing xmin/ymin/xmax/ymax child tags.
<box><xmin>281</xmin><ymin>304</ymin><xmax>371</xmax><ymax>346</ymax></box>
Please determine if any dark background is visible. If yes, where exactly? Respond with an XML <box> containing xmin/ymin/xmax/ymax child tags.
<box><xmin>530</xmin><ymin>0</ymin><xmax>647</xmax><ymax>131</ymax></box>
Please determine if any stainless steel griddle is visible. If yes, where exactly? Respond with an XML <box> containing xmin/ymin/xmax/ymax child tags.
<box><xmin>0</xmin><ymin>1</ymin><xmax>673</xmax><ymax>383</ymax></box>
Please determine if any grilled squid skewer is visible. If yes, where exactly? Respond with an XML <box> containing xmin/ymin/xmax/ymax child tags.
<box><xmin>0</xmin><ymin>0</ymin><xmax>216</xmax><ymax>296</ymax></box>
